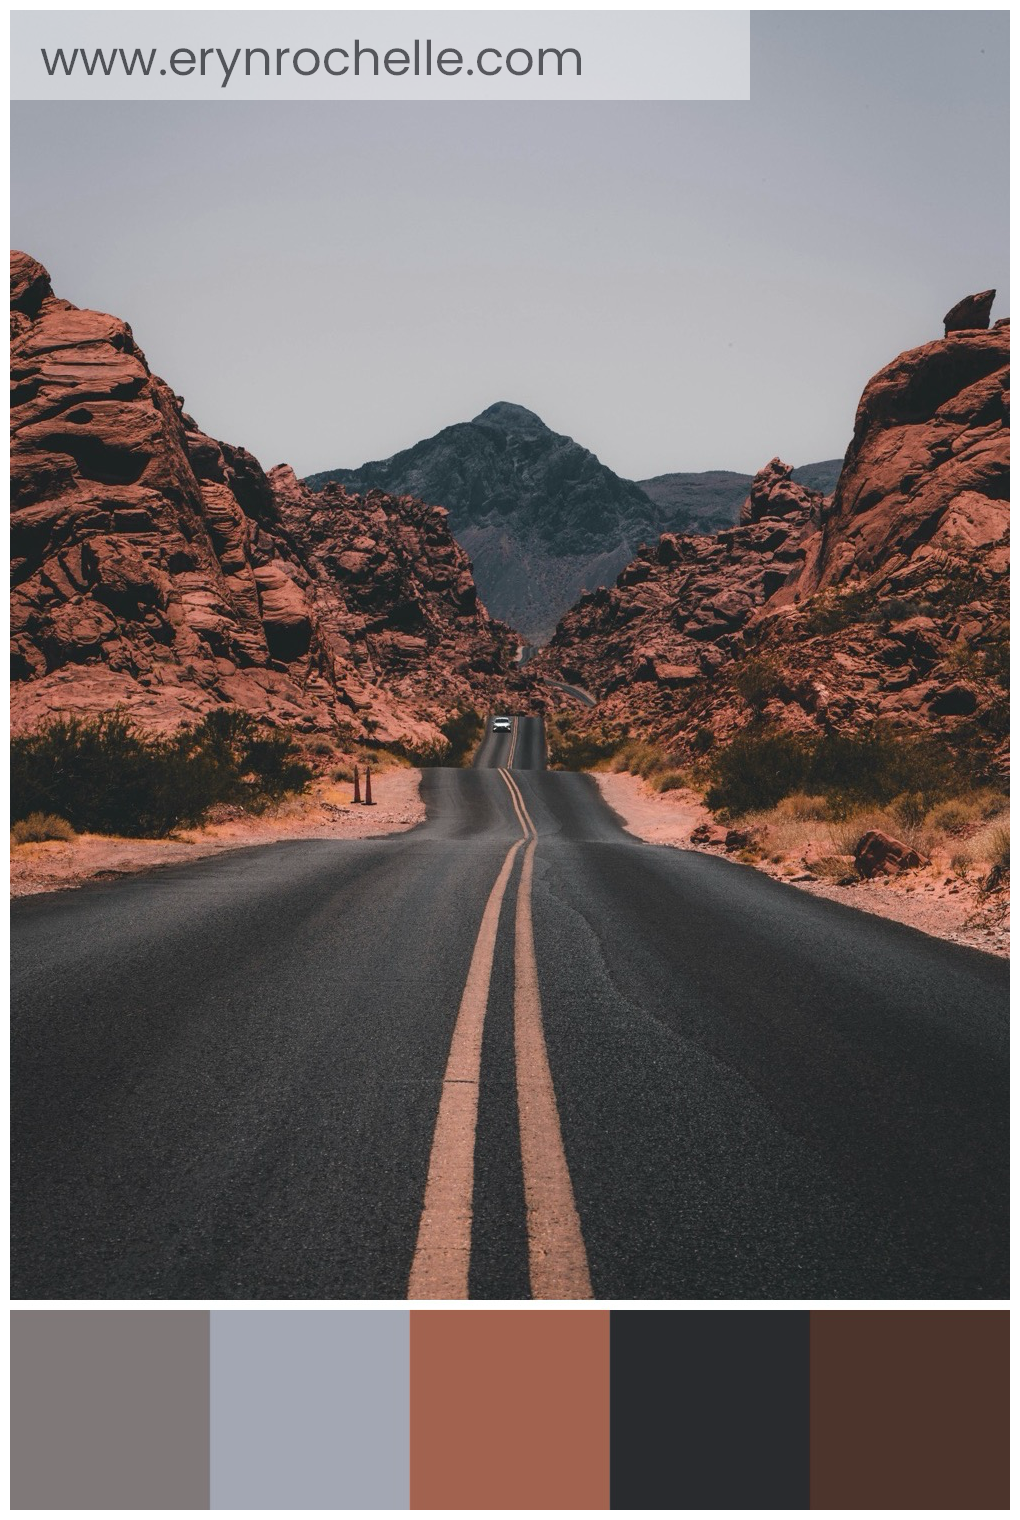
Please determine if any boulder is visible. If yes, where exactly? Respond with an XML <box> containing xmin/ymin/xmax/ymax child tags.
<box><xmin>724</xmin><ymin>825</ymin><xmax>765</xmax><ymax>852</ymax></box>
<box><xmin>854</xmin><ymin>830</ymin><xmax>927</xmax><ymax>879</ymax></box>
<box><xmin>943</xmin><ymin>290</ymin><xmax>995</xmax><ymax>335</ymax></box>
<box><xmin>929</xmin><ymin>683</ymin><xmax>979</xmax><ymax>717</ymax></box>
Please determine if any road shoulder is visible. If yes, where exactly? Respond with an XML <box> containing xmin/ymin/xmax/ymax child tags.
<box><xmin>594</xmin><ymin>771</ymin><xmax>1009</xmax><ymax>959</ymax></box>
<box><xmin>10</xmin><ymin>769</ymin><xmax>425</xmax><ymax>898</ymax></box>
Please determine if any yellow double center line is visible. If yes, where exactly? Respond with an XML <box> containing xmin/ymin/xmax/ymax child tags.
<box><xmin>407</xmin><ymin>764</ymin><xmax>592</xmax><ymax>1300</ymax></box>
<box><xmin>506</xmin><ymin>715</ymin><xmax>520</xmax><ymax>769</ymax></box>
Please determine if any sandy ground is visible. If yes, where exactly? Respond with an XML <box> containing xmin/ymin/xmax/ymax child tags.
<box><xmin>595</xmin><ymin>771</ymin><xmax>1009</xmax><ymax>959</ymax></box>
<box><xmin>10</xmin><ymin>769</ymin><xmax>426</xmax><ymax>898</ymax></box>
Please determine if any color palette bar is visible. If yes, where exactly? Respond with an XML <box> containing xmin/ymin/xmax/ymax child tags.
<box><xmin>10</xmin><ymin>1310</ymin><xmax>1009</xmax><ymax>1510</ymax></box>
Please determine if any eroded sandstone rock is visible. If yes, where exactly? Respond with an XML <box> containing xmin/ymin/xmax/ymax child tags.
<box><xmin>854</xmin><ymin>830</ymin><xmax>927</xmax><ymax>879</ymax></box>
<box><xmin>10</xmin><ymin>252</ymin><xmax>530</xmax><ymax>746</ymax></box>
<box><xmin>943</xmin><ymin>290</ymin><xmax>996</xmax><ymax>335</ymax></box>
<box><xmin>538</xmin><ymin>303</ymin><xmax>1008</xmax><ymax>776</ymax></box>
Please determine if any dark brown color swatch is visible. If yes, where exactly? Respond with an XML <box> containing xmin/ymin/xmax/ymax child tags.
<box><xmin>410</xmin><ymin>1309</ymin><xmax>610</xmax><ymax>1509</ymax></box>
<box><xmin>810</xmin><ymin>1310</ymin><xmax>1009</xmax><ymax>1509</ymax></box>
<box><xmin>10</xmin><ymin>1310</ymin><xmax>210</xmax><ymax>1510</ymax></box>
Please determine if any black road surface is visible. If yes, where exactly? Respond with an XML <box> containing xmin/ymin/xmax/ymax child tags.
<box><xmin>12</xmin><ymin>716</ymin><xmax>1008</xmax><ymax>1299</ymax></box>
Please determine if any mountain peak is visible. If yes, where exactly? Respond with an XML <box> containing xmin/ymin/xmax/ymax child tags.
<box><xmin>471</xmin><ymin>401</ymin><xmax>547</xmax><ymax>431</ymax></box>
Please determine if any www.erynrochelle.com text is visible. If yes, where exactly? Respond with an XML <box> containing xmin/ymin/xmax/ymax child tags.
<box><xmin>40</xmin><ymin>40</ymin><xmax>583</xmax><ymax>87</ymax></box>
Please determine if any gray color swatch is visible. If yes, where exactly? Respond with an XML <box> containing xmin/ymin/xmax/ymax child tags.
<box><xmin>210</xmin><ymin>1309</ymin><xmax>410</xmax><ymax>1509</ymax></box>
<box><xmin>10</xmin><ymin>1310</ymin><xmax>210</xmax><ymax>1509</ymax></box>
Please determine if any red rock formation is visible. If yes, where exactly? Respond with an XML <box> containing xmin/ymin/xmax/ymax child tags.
<box><xmin>943</xmin><ymin>289</ymin><xmax>995</xmax><ymax>335</ymax></box>
<box><xmin>739</xmin><ymin>456</ymin><xmax>824</xmax><ymax>526</ymax></box>
<box><xmin>541</xmin><ymin>492</ymin><xmax>821</xmax><ymax>709</ymax></box>
<box><xmin>11</xmin><ymin>252</ymin><xmax>528</xmax><ymax>746</ymax></box>
<box><xmin>854</xmin><ymin>830</ymin><xmax>927</xmax><ymax>879</ymax></box>
<box><xmin>539</xmin><ymin>304</ymin><xmax>1009</xmax><ymax>772</ymax></box>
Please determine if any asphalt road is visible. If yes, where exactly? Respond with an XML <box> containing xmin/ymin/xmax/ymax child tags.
<box><xmin>12</xmin><ymin>716</ymin><xmax>1008</xmax><ymax>1299</ymax></box>
<box><xmin>540</xmin><ymin>678</ymin><xmax>598</xmax><ymax>709</ymax></box>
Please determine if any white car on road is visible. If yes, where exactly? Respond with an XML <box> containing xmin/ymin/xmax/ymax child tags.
<box><xmin>492</xmin><ymin>716</ymin><xmax>512</xmax><ymax>733</ymax></box>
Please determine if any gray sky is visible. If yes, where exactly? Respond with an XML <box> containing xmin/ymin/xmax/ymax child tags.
<box><xmin>11</xmin><ymin>11</ymin><xmax>1009</xmax><ymax>479</ymax></box>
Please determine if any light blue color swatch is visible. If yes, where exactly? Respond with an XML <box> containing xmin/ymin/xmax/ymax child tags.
<box><xmin>210</xmin><ymin>1310</ymin><xmax>409</xmax><ymax>1509</ymax></box>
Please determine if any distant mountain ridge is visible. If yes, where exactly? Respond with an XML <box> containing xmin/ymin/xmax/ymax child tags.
<box><xmin>307</xmin><ymin>403</ymin><xmax>658</xmax><ymax>642</ymax></box>
<box><xmin>307</xmin><ymin>408</ymin><xmax>842</xmax><ymax>642</ymax></box>
<box><xmin>638</xmin><ymin>461</ymin><xmax>842</xmax><ymax>535</ymax></box>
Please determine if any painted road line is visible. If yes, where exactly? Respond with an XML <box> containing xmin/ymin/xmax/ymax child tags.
<box><xmin>507</xmin><ymin>716</ymin><xmax>519</xmax><ymax>769</ymax></box>
<box><xmin>498</xmin><ymin>765</ymin><xmax>532</xmax><ymax>839</ymax></box>
<box><xmin>407</xmin><ymin>837</ymin><xmax>524</xmax><ymax>1299</ymax></box>
<box><xmin>499</xmin><ymin>770</ymin><xmax>594</xmax><ymax>1299</ymax></box>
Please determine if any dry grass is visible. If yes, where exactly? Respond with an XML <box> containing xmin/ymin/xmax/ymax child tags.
<box><xmin>612</xmin><ymin>741</ymin><xmax>673</xmax><ymax>780</ymax></box>
<box><xmin>330</xmin><ymin>747</ymin><xmax>413</xmax><ymax>783</ymax></box>
<box><xmin>726</xmin><ymin>791</ymin><xmax>1010</xmax><ymax>883</ymax></box>
<box><xmin>652</xmin><ymin>769</ymin><xmax>688</xmax><ymax>793</ymax></box>
<box><xmin>773</xmin><ymin>792</ymin><xmax>831</xmax><ymax>821</ymax></box>
<box><xmin>11</xmin><ymin>813</ymin><xmax>77</xmax><ymax>845</ymax></box>
<box><xmin>984</xmin><ymin>822</ymin><xmax>1010</xmax><ymax>871</ymax></box>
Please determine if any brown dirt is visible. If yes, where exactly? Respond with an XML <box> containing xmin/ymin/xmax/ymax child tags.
<box><xmin>10</xmin><ymin>768</ymin><xmax>425</xmax><ymax>898</ymax></box>
<box><xmin>595</xmin><ymin>771</ymin><xmax>1009</xmax><ymax>959</ymax></box>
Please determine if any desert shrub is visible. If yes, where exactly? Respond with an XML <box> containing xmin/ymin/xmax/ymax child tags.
<box><xmin>238</xmin><ymin>731</ymin><xmax>314</xmax><ymax>806</ymax></box>
<box><xmin>889</xmin><ymin>792</ymin><xmax>929</xmax><ymax>831</ymax></box>
<box><xmin>950</xmin><ymin>852</ymin><xmax>973</xmax><ymax>878</ymax></box>
<box><xmin>812</xmin><ymin>854</ymin><xmax>854</xmax><ymax>880</ymax></box>
<box><xmin>975</xmin><ymin>789</ymin><xmax>1010</xmax><ymax>819</ymax></box>
<box><xmin>705</xmin><ymin>730</ymin><xmax>812</xmax><ymax>815</ymax></box>
<box><xmin>706</xmin><ymin>724</ymin><xmax>968</xmax><ymax>819</ymax></box>
<box><xmin>330</xmin><ymin>744</ymin><xmax>406</xmax><ymax>782</ymax></box>
<box><xmin>309</xmin><ymin>738</ymin><xmax>335</xmax><ymax>758</ymax></box>
<box><xmin>436</xmin><ymin>708</ymin><xmax>484</xmax><ymax>767</ymax></box>
<box><xmin>802</xmin><ymin>587</ymin><xmax>880</xmax><ymax>636</ymax></box>
<box><xmin>653</xmin><ymin>770</ymin><xmax>688</xmax><ymax>793</ymax></box>
<box><xmin>732</xmin><ymin>655</ymin><xmax>786</xmax><ymax>714</ymax></box>
<box><xmin>989</xmin><ymin>824</ymin><xmax>1010</xmax><ymax>871</ymax></box>
<box><xmin>10</xmin><ymin>710</ymin><xmax>312</xmax><ymax>837</ymax></box>
<box><xmin>691</xmin><ymin>726</ymin><xmax>715</xmax><ymax>755</ymax></box>
<box><xmin>612</xmin><ymin>740</ymin><xmax>675</xmax><ymax>780</ymax></box>
<box><xmin>928</xmin><ymin>798</ymin><xmax>981</xmax><ymax>835</ymax></box>
<box><xmin>808</xmin><ymin>728</ymin><xmax>962</xmax><ymax>814</ymax></box>
<box><xmin>11</xmin><ymin>812</ymin><xmax>77</xmax><ymax>844</ymax></box>
<box><xmin>981</xmin><ymin>631</ymin><xmax>1009</xmax><ymax>689</ymax></box>
<box><xmin>546</xmin><ymin>714</ymin><xmax>621</xmax><ymax>771</ymax></box>
<box><xmin>827</xmin><ymin>815</ymin><xmax>875</xmax><ymax>857</ymax></box>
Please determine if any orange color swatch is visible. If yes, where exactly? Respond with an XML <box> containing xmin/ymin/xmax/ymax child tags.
<box><xmin>410</xmin><ymin>1310</ymin><xmax>610</xmax><ymax>1509</ymax></box>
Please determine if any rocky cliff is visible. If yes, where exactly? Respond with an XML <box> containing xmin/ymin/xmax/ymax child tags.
<box><xmin>539</xmin><ymin>300</ymin><xmax>1009</xmax><ymax>771</ymax></box>
<box><xmin>10</xmin><ymin>252</ymin><xmax>526</xmax><ymax>748</ymax></box>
